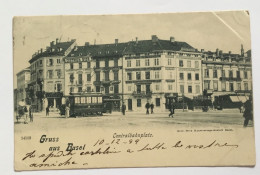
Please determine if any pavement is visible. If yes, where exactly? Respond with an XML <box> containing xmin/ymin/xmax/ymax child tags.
<box><xmin>14</xmin><ymin>109</ymin><xmax>254</xmax><ymax>133</ymax></box>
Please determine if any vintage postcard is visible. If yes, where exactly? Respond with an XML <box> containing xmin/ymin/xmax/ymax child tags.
<box><xmin>13</xmin><ymin>11</ymin><xmax>255</xmax><ymax>171</ymax></box>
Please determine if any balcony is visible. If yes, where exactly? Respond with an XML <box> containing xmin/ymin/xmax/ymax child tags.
<box><xmin>219</xmin><ymin>77</ymin><xmax>242</xmax><ymax>81</ymax></box>
<box><xmin>132</xmin><ymin>91</ymin><xmax>152</xmax><ymax>98</ymax></box>
<box><xmin>93</xmin><ymin>80</ymin><xmax>121</xmax><ymax>86</ymax></box>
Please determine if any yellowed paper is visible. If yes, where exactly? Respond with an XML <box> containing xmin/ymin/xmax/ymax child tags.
<box><xmin>13</xmin><ymin>11</ymin><xmax>255</xmax><ymax>171</ymax></box>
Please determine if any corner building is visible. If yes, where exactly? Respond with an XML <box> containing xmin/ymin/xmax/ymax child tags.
<box><xmin>28</xmin><ymin>39</ymin><xmax>76</xmax><ymax>111</ymax></box>
<box><xmin>122</xmin><ymin>35</ymin><xmax>203</xmax><ymax>112</ymax></box>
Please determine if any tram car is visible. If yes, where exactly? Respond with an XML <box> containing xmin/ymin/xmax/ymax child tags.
<box><xmin>62</xmin><ymin>93</ymin><xmax>108</xmax><ymax>117</ymax></box>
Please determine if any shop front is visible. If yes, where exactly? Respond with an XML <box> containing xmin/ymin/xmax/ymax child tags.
<box><xmin>45</xmin><ymin>92</ymin><xmax>63</xmax><ymax>110</ymax></box>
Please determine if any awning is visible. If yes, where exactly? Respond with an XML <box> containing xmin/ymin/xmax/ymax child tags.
<box><xmin>230</xmin><ymin>96</ymin><xmax>240</xmax><ymax>102</ymax></box>
<box><xmin>237</xmin><ymin>96</ymin><xmax>248</xmax><ymax>103</ymax></box>
<box><xmin>230</xmin><ymin>96</ymin><xmax>248</xmax><ymax>103</ymax></box>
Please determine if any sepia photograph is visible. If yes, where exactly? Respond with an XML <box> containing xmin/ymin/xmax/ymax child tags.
<box><xmin>13</xmin><ymin>11</ymin><xmax>256</xmax><ymax>171</ymax></box>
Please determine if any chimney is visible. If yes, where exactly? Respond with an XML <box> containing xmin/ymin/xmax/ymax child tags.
<box><xmin>216</xmin><ymin>48</ymin><xmax>219</xmax><ymax>56</ymax></box>
<box><xmin>201</xmin><ymin>49</ymin><xmax>204</xmax><ymax>53</ymax></box>
<box><xmin>115</xmin><ymin>39</ymin><xmax>118</xmax><ymax>44</ymax></box>
<box><xmin>229</xmin><ymin>51</ymin><xmax>232</xmax><ymax>55</ymax></box>
<box><xmin>41</xmin><ymin>48</ymin><xmax>43</xmax><ymax>53</ymax></box>
<box><xmin>152</xmin><ymin>35</ymin><xmax>158</xmax><ymax>42</ymax></box>
<box><xmin>85</xmin><ymin>42</ymin><xmax>90</xmax><ymax>46</ymax></box>
<box><xmin>219</xmin><ymin>50</ymin><xmax>223</xmax><ymax>56</ymax></box>
<box><xmin>170</xmin><ymin>36</ymin><xmax>175</xmax><ymax>42</ymax></box>
<box><xmin>135</xmin><ymin>37</ymin><xmax>138</xmax><ymax>44</ymax></box>
<box><xmin>56</xmin><ymin>38</ymin><xmax>59</xmax><ymax>44</ymax></box>
<box><xmin>241</xmin><ymin>44</ymin><xmax>244</xmax><ymax>57</ymax></box>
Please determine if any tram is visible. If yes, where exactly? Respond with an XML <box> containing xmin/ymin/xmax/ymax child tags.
<box><xmin>61</xmin><ymin>93</ymin><xmax>109</xmax><ymax>117</ymax></box>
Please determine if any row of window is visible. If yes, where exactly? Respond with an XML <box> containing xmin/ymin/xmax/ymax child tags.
<box><xmin>179</xmin><ymin>60</ymin><xmax>200</xmax><ymax>68</ymax></box>
<box><xmin>31</xmin><ymin>58</ymin><xmax>61</xmax><ymax>72</ymax></box>
<box><xmin>70</xmin><ymin>59</ymin><xmax>119</xmax><ymax>70</ymax></box>
<box><xmin>70</xmin><ymin>62</ymin><xmax>91</xmax><ymax>69</ymax></box>
<box><xmin>204</xmin><ymin>81</ymin><xmax>249</xmax><ymax>91</ymax></box>
<box><xmin>69</xmin><ymin>71</ymin><xmax>119</xmax><ymax>83</ymax></box>
<box><xmin>204</xmin><ymin>69</ymin><xmax>249</xmax><ymax>79</ymax></box>
<box><xmin>70</xmin><ymin>85</ymin><xmax>119</xmax><ymax>94</ymax></box>
<box><xmin>47</xmin><ymin>70</ymin><xmax>62</xmax><ymax>79</ymax></box>
<box><xmin>127</xmin><ymin>71</ymin><xmax>160</xmax><ymax>80</ymax></box>
<box><xmin>126</xmin><ymin>84</ymin><xmax>200</xmax><ymax>94</ymax></box>
<box><xmin>179</xmin><ymin>73</ymin><xmax>200</xmax><ymax>81</ymax></box>
<box><xmin>127</xmin><ymin>58</ymin><xmax>160</xmax><ymax>67</ymax></box>
<box><xmin>74</xmin><ymin>96</ymin><xmax>103</xmax><ymax>104</ymax></box>
<box><xmin>179</xmin><ymin>85</ymin><xmax>200</xmax><ymax>94</ymax></box>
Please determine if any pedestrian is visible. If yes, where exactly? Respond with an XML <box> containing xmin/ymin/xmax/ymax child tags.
<box><xmin>145</xmin><ymin>102</ymin><xmax>150</xmax><ymax>115</ymax></box>
<box><xmin>24</xmin><ymin>105</ymin><xmax>29</xmax><ymax>124</ymax></box>
<box><xmin>168</xmin><ymin>102</ymin><xmax>175</xmax><ymax>118</ymax></box>
<box><xmin>65</xmin><ymin>106</ymin><xmax>70</xmax><ymax>118</ymax></box>
<box><xmin>243</xmin><ymin>96</ymin><xmax>253</xmax><ymax>127</ymax></box>
<box><xmin>122</xmin><ymin>102</ymin><xmax>126</xmax><ymax>115</ymax></box>
<box><xmin>46</xmin><ymin>106</ymin><xmax>49</xmax><ymax>116</ymax></box>
<box><xmin>29</xmin><ymin>105</ymin><xmax>33</xmax><ymax>122</ymax></box>
<box><xmin>150</xmin><ymin>102</ymin><xmax>154</xmax><ymax>114</ymax></box>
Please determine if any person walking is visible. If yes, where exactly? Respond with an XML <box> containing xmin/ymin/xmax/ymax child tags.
<box><xmin>46</xmin><ymin>106</ymin><xmax>49</xmax><ymax>116</ymax></box>
<box><xmin>65</xmin><ymin>106</ymin><xmax>70</xmax><ymax>118</ymax></box>
<box><xmin>122</xmin><ymin>102</ymin><xmax>126</xmax><ymax>115</ymax></box>
<box><xmin>145</xmin><ymin>102</ymin><xmax>150</xmax><ymax>115</ymax></box>
<box><xmin>150</xmin><ymin>102</ymin><xmax>154</xmax><ymax>114</ymax></box>
<box><xmin>29</xmin><ymin>105</ymin><xmax>33</xmax><ymax>122</ymax></box>
<box><xmin>169</xmin><ymin>102</ymin><xmax>175</xmax><ymax>118</ymax></box>
<box><xmin>243</xmin><ymin>96</ymin><xmax>253</xmax><ymax>127</ymax></box>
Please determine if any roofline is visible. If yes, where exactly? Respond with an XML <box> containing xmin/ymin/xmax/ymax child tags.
<box><xmin>16</xmin><ymin>68</ymin><xmax>30</xmax><ymax>76</ymax></box>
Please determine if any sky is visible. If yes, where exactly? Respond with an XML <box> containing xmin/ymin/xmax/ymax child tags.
<box><xmin>13</xmin><ymin>11</ymin><xmax>251</xmax><ymax>88</ymax></box>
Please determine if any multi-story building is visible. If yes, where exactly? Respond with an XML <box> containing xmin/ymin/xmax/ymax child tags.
<box><xmin>64</xmin><ymin>40</ymin><xmax>126</xmax><ymax>111</ymax></box>
<box><xmin>26</xmin><ymin>36</ymin><xmax>252</xmax><ymax>112</ymax></box>
<box><xmin>122</xmin><ymin>35</ymin><xmax>203</xmax><ymax>112</ymax></box>
<box><xmin>16</xmin><ymin>67</ymin><xmax>31</xmax><ymax>105</ymax></box>
<box><xmin>64</xmin><ymin>35</ymin><xmax>203</xmax><ymax>112</ymax></box>
<box><xmin>201</xmin><ymin>46</ymin><xmax>252</xmax><ymax>107</ymax></box>
<box><xmin>28</xmin><ymin>39</ymin><xmax>76</xmax><ymax>111</ymax></box>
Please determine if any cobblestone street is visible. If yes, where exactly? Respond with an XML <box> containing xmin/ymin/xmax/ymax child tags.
<box><xmin>14</xmin><ymin>109</ymin><xmax>253</xmax><ymax>133</ymax></box>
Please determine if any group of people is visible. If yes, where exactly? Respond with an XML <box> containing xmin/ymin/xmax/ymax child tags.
<box><xmin>145</xmin><ymin>102</ymin><xmax>154</xmax><ymax>115</ymax></box>
<box><xmin>121</xmin><ymin>102</ymin><xmax>155</xmax><ymax>115</ymax></box>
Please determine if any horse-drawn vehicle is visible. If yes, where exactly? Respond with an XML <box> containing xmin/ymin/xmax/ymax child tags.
<box><xmin>60</xmin><ymin>93</ymin><xmax>109</xmax><ymax>117</ymax></box>
<box><xmin>16</xmin><ymin>105</ymin><xmax>30</xmax><ymax>123</ymax></box>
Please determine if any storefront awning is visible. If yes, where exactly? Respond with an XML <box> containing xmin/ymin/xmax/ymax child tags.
<box><xmin>230</xmin><ymin>96</ymin><xmax>248</xmax><ymax>103</ymax></box>
<box><xmin>237</xmin><ymin>96</ymin><xmax>248</xmax><ymax>103</ymax></box>
<box><xmin>230</xmin><ymin>96</ymin><xmax>240</xmax><ymax>102</ymax></box>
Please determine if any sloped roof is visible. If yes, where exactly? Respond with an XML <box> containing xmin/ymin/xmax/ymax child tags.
<box><xmin>29</xmin><ymin>40</ymin><xmax>75</xmax><ymax>63</ymax></box>
<box><xmin>66</xmin><ymin>38</ymin><xmax>195</xmax><ymax>58</ymax></box>
<box><xmin>124</xmin><ymin>39</ymin><xmax>194</xmax><ymax>54</ymax></box>
<box><xmin>68</xmin><ymin>42</ymin><xmax>128</xmax><ymax>57</ymax></box>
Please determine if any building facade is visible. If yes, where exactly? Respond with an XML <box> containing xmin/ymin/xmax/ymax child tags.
<box><xmin>26</xmin><ymin>36</ymin><xmax>252</xmax><ymax>112</ymax></box>
<box><xmin>201</xmin><ymin>46</ymin><xmax>252</xmax><ymax>107</ymax></box>
<box><xmin>64</xmin><ymin>35</ymin><xmax>204</xmax><ymax>112</ymax></box>
<box><xmin>122</xmin><ymin>35</ymin><xmax>203</xmax><ymax>112</ymax></box>
<box><xmin>64</xmin><ymin>40</ymin><xmax>126</xmax><ymax>111</ymax></box>
<box><xmin>16</xmin><ymin>68</ymin><xmax>31</xmax><ymax>107</ymax></box>
<box><xmin>28</xmin><ymin>39</ymin><xmax>76</xmax><ymax>111</ymax></box>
